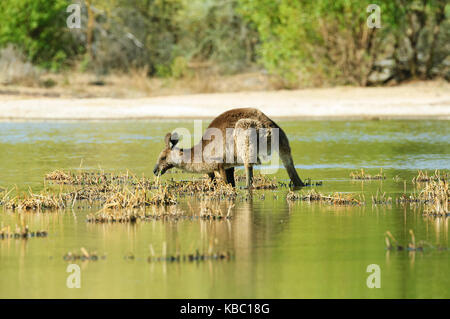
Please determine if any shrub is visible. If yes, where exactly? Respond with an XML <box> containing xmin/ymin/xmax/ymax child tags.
<box><xmin>0</xmin><ymin>45</ymin><xmax>40</xmax><ymax>86</ymax></box>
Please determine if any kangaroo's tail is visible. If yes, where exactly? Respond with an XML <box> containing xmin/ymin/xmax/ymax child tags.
<box><xmin>278</xmin><ymin>128</ymin><xmax>305</xmax><ymax>187</ymax></box>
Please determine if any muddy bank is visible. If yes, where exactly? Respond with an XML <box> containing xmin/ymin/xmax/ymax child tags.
<box><xmin>1</xmin><ymin>81</ymin><xmax>449</xmax><ymax>120</ymax></box>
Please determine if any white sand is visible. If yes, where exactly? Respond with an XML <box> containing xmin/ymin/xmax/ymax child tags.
<box><xmin>1</xmin><ymin>82</ymin><xmax>449</xmax><ymax>120</ymax></box>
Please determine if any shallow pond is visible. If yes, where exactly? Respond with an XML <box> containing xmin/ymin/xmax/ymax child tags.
<box><xmin>0</xmin><ymin>120</ymin><xmax>449</xmax><ymax>298</ymax></box>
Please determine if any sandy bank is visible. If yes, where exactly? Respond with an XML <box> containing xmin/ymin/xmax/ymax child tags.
<box><xmin>1</xmin><ymin>81</ymin><xmax>449</xmax><ymax>120</ymax></box>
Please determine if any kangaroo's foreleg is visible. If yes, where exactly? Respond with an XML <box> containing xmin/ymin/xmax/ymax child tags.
<box><xmin>208</xmin><ymin>172</ymin><xmax>216</xmax><ymax>184</ymax></box>
<box><xmin>218</xmin><ymin>167</ymin><xmax>228</xmax><ymax>184</ymax></box>
<box><xmin>225</xmin><ymin>167</ymin><xmax>235</xmax><ymax>187</ymax></box>
<box><xmin>245</xmin><ymin>164</ymin><xmax>253</xmax><ymax>188</ymax></box>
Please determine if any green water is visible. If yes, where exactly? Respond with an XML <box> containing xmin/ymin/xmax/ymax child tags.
<box><xmin>0</xmin><ymin>120</ymin><xmax>449</xmax><ymax>298</ymax></box>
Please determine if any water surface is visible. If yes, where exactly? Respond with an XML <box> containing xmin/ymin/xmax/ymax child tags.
<box><xmin>0</xmin><ymin>120</ymin><xmax>449</xmax><ymax>298</ymax></box>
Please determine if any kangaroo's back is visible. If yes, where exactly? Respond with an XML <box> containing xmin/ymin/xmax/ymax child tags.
<box><xmin>206</xmin><ymin>108</ymin><xmax>278</xmax><ymax>132</ymax></box>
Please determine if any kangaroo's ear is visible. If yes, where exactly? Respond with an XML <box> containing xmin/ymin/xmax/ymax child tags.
<box><xmin>165</xmin><ymin>132</ymin><xmax>180</xmax><ymax>149</ymax></box>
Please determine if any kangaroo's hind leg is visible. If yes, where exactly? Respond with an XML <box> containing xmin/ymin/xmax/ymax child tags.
<box><xmin>233</xmin><ymin>118</ymin><xmax>260</xmax><ymax>189</ymax></box>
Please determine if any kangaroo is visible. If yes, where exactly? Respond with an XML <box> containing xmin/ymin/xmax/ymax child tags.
<box><xmin>153</xmin><ymin>107</ymin><xmax>305</xmax><ymax>188</ymax></box>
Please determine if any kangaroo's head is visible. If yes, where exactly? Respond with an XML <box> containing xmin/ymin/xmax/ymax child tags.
<box><xmin>153</xmin><ymin>132</ymin><xmax>180</xmax><ymax>176</ymax></box>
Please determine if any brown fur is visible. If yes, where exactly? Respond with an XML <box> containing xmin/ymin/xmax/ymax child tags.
<box><xmin>153</xmin><ymin>108</ymin><xmax>305</xmax><ymax>187</ymax></box>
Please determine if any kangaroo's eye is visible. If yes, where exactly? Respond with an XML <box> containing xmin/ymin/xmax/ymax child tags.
<box><xmin>161</xmin><ymin>157</ymin><xmax>166</xmax><ymax>161</ymax></box>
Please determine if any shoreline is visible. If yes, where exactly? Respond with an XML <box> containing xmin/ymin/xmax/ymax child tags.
<box><xmin>1</xmin><ymin>82</ymin><xmax>449</xmax><ymax>121</ymax></box>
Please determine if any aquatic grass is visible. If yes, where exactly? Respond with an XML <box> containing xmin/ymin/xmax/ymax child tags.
<box><xmin>396</xmin><ymin>179</ymin><xmax>449</xmax><ymax>217</ymax></box>
<box><xmin>45</xmin><ymin>170</ymin><xmax>74</xmax><ymax>184</ymax></box>
<box><xmin>303</xmin><ymin>178</ymin><xmax>323</xmax><ymax>187</ymax></box>
<box><xmin>350</xmin><ymin>168</ymin><xmax>385</xmax><ymax>180</ymax></box>
<box><xmin>102</xmin><ymin>185</ymin><xmax>177</xmax><ymax>210</ymax></box>
<box><xmin>63</xmin><ymin>247</ymin><xmax>106</xmax><ymax>261</ymax></box>
<box><xmin>251</xmin><ymin>175</ymin><xmax>278</xmax><ymax>190</ymax></box>
<box><xmin>412</xmin><ymin>170</ymin><xmax>448</xmax><ymax>184</ymax></box>
<box><xmin>372</xmin><ymin>190</ymin><xmax>393</xmax><ymax>205</ymax></box>
<box><xmin>0</xmin><ymin>225</ymin><xmax>48</xmax><ymax>240</ymax></box>
<box><xmin>287</xmin><ymin>189</ymin><xmax>364</xmax><ymax>205</ymax></box>
<box><xmin>147</xmin><ymin>250</ymin><xmax>233</xmax><ymax>263</ymax></box>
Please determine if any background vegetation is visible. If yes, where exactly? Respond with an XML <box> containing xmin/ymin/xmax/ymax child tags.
<box><xmin>0</xmin><ymin>0</ymin><xmax>448</xmax><ymax>89</ymax></box>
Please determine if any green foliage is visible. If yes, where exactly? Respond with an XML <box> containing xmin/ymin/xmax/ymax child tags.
<box><xmin>237</xmin><ymin>0</ymin><xmax>449</xmax><ymax>85</ymax></box>
<box><xmin>0</xmin><ymin>0</ymin><xmax>447</xmax><ymax>83</ymax></box>
<box><xmin>174</xmin><ymin>0</ymin><xmax>258</xmax><ymax>74</ymax></box>
<box><xmin>0</xmin><ymin>0</ymin><xmax>82</xmax><ymax>70</ymax></box>
<box><xmin>171</xmin><ymin>56</ymin><xmax>189</xmax><ymax>78</ymax></box>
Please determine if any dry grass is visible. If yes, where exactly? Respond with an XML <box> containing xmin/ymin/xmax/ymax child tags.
<box><xmin>421</xmin><ymin>180</ymin><xmax>449</xmax><ymax>217</ymax></box>
<box><xmin>2</xmin><ymin>169</ymin><xmax>246</xmax><ymax>212</ymax></box>
<box><xmin>2</xmin><ymin>188</ymin><xmax>66</xmax><ymax>211</ymax></box>
<box><xmin>396</xmin><ymin>179</ymin><xmax>449</xmax><ymax>217</ymax></box>
<box><xmin>102</xmin><ymin>186</ymin><xmax>176</xmax><ymax>210</ymax></box>
<box><xmin>45</xmin><ymin>170</ymin><xmax>139</xmax><ymax>186</ymax></box>
<box><xmin>0</xmin><ymin>70</ymin><xmax>278</xmax><ymax>99</ymax></box>
<box><xmin>87</xmin><ymin>201</ymin><xmax>233</xmax><ymax>224</ymax></box>
<box><xmin>350</xmin><ymin>168</ymin><xmax>385</xmax><ymax>180</ymax></box>
<box><xmin>87</xmin><ymin>206</ymin><xmax>186</xmax><ymax>223</ymax></box>
<box><xmin>0</xmin><ymin>45</ymin><xmax>40</xmax><ymax>86</ymax></box>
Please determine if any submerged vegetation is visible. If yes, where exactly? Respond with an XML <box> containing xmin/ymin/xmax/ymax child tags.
<box><xmin>350</xmin><ymin>168</ymin><xmax>385</xmax><ymax>181</ymax></box>
<box><xmin>64</xmin><ymin>247</ymin><xmax>106</xmax><ymax>262</ymax></box>
<box><xmin>0</xmin><ymin>225</ymin><xmax>48</xmax><ymax>240</ymax></box>
<box><xmin>385</xmin><ymin>230</ymin><xmax>448</xmax><ymax>252</ymax></box>
<box><xmin>147</xmin><ymin>250</ymin><xmax>234</xmax><ymax>263</ymax></box>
